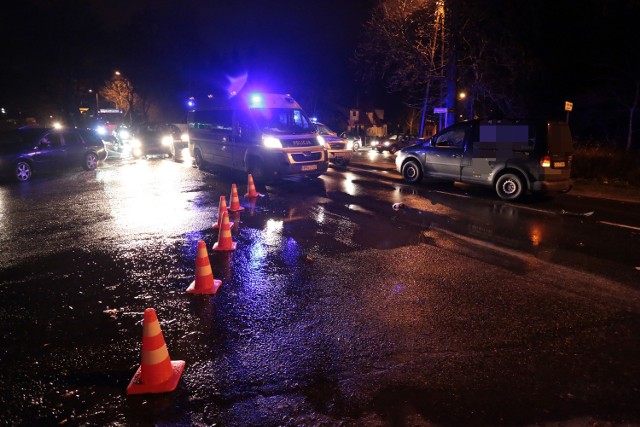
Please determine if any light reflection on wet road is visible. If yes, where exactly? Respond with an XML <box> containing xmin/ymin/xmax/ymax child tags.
<box><xmin>0</xmin><ymin>152</ymin><xmax>639</xmax><ymax>426</ymax></box>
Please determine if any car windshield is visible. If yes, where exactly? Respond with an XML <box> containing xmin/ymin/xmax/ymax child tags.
<box><xmin>315</xmin><ymin>123</ymin><xmax>336</xmax><ymax>136</ymax></box>
<box><xmin>250</xmin><ymin>108</ymin><xmax>313</xmax><ymax>135</ymax></box>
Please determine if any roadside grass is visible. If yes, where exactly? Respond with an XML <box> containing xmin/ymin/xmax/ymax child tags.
<box><xmin>572</xmin><ymin>147</ymin><xmax>640</xmax><ymax>187</ymax></box>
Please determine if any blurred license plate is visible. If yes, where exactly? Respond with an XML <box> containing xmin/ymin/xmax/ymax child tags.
<box><xmin>301</xmin><ymin>165</ymin><xmax>317</xmax><ymax>171</ymax></box>
<box><xmin>553</xmin><ymin>161</ymin><xmax>566</xmax><ymax>168</ymax></box>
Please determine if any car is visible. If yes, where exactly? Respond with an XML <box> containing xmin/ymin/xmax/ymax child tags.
<box><xmin>339</xmin><ymin>131</ymin><xmax>364</xmax><ymax>151</ymax></box>
<box><xmin>129</xmin><ymin>123</ymin><xmax>177</xmax><ymax>159</ymax></box>
<box><xmin>0</xmin><ymin>127</ymin><xmax>107</xmax><ymax>182</ymax></box>
<box><xmin>167</xmin><ymin>124</ymin><xmax>189</xmax><ymax>149</ymax></box>
<box><xmin>395</xmin><ymin>119</ymin><xmax>574</xmax><ymax>200</ymax></box>
<box><xmin>315</xmin><ymin>122</ymin><xmax>352</xmax><ymax>166</ymax></box>
<box><xmin>372</xmin><ymin>134</ymin><xmax>415</xmax><ymax>153</ymax></box>
<box><xmin>110</xmin><ymin>124</ymin><xmax>133</xmax><ymax>153</ymax></box>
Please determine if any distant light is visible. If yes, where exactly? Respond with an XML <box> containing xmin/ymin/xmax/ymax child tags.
<box><xmin>53</xmin><ymin>122</ymin><xmax>62</xmax><ymax>129</ymax></box>
<box><xmin>187</xmin><ymin>99</ymin><xmax>195</xmax><ymax>108</ymax></box>
<box><xmin>458</xmin><ymin>91</ymin><xmax>467</xmax><ymax>100</ymax></box>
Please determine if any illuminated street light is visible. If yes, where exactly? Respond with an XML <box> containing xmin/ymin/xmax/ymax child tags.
<box><xmin>458</xmin><ymin>91</ymin><xmax>467</xmax><ymax>100</ymax></box>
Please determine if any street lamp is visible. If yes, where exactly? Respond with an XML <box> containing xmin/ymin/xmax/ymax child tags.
<box><xmin>89</xmin><ymin>89</ymin><xmax>99</xmax><ymax>115</ymax></box>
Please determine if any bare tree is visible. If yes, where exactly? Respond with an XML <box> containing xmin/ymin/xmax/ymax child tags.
<box><xmin>355</xmin><ymin>0</ymin><xmax>446</xmax><ymax>135</ymax></box>
<box><xmin>100</xmin><ymin>74</ymin><xmax>140</xmax><ymax>124</ymax></box>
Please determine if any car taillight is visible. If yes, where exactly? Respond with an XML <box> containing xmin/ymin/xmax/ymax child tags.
<box><xmin>540</xmin><ymin>155</ymin><xmax>551</xmax><ymax>168</ymax></box>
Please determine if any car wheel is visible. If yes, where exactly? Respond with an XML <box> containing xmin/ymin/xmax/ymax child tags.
<box><xmin>402</xmin><ymin>160</ymin><xmax>423</xmax><ymax>184</ymax></box>
<box><xmin>352</xmin><ymin>142</ymin><xmax>360</xmax><ymax>152</ymax></box>
<box><xmin>83</xmin><ymin>152</ymin><xmax>98</xmax><ymax>171</ymax></box>
<box><xmin>194</xmin><ymin>148</ymin><xmax>205</xmax><ymax>169</ymax></box>
<box><xmin>168</xmin><ymin>143</ymin><xmax>175</xmax><ymax>158</ymax></box>
<box><xmin>15</xmin><ymin>161</ymin><xmax>32</xmax><ymax>182</ymax></box>
<box><xmin>495</xmin><ymin>173</ymin><xmax>525</xmax><ymax>200</ymax></box>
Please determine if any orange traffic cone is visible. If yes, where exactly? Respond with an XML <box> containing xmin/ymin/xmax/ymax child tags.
<box><xmin>126</xmin><ymin>308</ymin><xmax>185</xmax><ymax>395</ymax></box>
<box><xmin>186</xmin><ymin>240</ymin><xmax>222</xmax><ymax>294</ymax></box>
<box><xmin>228</xmin><ymin>183</ymin><xmax>245</xmax><ymax>212</ymax></box>
<box><xmin>212</xmin><ymin>211</ymin><xmax>237</xmax><ymax>251</ymax></box>
<box><xmin>213</xmin><ymin>196</ymin><xmax>234</xmax><ymax>229</ymax></box>
<box><xmin>244</xmin><ymin>174</ymin><xmax>262</xmax><ymax>198</ymax></box>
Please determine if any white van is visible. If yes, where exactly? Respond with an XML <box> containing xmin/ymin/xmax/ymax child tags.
<box><xmin>187</xmin><ymin>93</ymin><xmax>328</xmax><ymax>181</ymax></box>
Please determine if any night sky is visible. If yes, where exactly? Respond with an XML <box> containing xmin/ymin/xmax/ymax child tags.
<box><xmin>1</xmin><ymin>0</ymin><xmax>639</xmax><ymax>146</ymax></box>
<box><xmin>0</xmin><ymin>0</ymin><xmax>377</xmax><ymax>124</ymax></box>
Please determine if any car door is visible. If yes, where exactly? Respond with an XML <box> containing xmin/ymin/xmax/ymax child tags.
<box><xmin>206</xmin><ymin>110</ymin><xmax>233</xmax><ymax>166</ymax></box>
<box><xmin>231</xmin><ymin>109</ymin><xmax>255</xmax><ymax>169</ymax></box>
<box><xmin>423</xmin><ymin>123</ymin><xmax>470</xmax><ymax>180</ymax></box>
<box><xmin>61</xmin><ymin>130</ymin><xmax>85</xmax><ymax>166</ymax></box>
<box><xmin>31</xmin><ymin>132</ymin><xmax>67</xmax><ymax>171</ymax></box>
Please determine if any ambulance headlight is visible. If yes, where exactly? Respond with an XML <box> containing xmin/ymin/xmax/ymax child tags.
<box><xmin>161</xmin><ymin>135</ymin><xmax>173</xmax><ymax>146</ymax></box>
<box><xmin>263</xmin><ymin>136</ymin><xmax>283</xmax><ymax>149</ymax></box>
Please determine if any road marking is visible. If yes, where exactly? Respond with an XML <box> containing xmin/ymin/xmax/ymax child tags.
<box><xmin>598</xmin><ymin>221</ymin><xmax>640</xmax><ymax>231</ymax></box>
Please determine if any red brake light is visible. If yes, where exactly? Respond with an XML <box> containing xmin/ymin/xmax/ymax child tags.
<box><xmin>540</xmin><ymin>155</ymin><xmax>551</xmax><ymax>168</ymax></box>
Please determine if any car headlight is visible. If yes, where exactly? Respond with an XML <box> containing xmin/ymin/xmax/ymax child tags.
<box><xmin>118</xmin><ymin>130</ymin><xmax>130</xmax><ymax>139</ymax></box>
<box><xmin>96</xmin><ymin>126</ymin><xmax>107</xmax><ymax>136</ymax></box>
<box><xmin>371</xmin><ymin>140</ymin><xmax>378</xmax><ymax>147</ymax></box>
<box><xmin>162</xmin><ymin>135</ymin><xmax>173</xmax><ymax>146</ymax></box>
<box><xmin>346</xmin><ymin>141</ymin><xmax>353</xmax><ymax>150</ymax></box>
<box><xmin>130</xmin><ymin>138</ymin><xmax>141</xmax><ymax>148</ymax></box>
<box><xmin>384</xmin><ymin>141</ymin><xmax>391</xmax><ymax>146</ymax></box>
<box><xmin>181</xmin><ymin>132</ymin><xmax>189</xmax><ymax>143</ymax></box>
<box><xmin>263</xmin><ymin>136</ymin><xmax>283</xmax><ymax>149</ymax></box>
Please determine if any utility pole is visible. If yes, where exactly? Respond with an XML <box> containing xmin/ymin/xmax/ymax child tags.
<box><xmin>444</xmin><ymin>0</ymin><xmax>458</xmax><ymax>127</ymax></box>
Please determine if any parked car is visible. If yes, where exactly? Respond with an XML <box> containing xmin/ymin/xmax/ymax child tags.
<box><xmin>395</xmin><ymin>119</ymin><xmax>574</xmax><ymax>200</ymax></box>
<box><xmin>0</xmin><ymin>127</ymin><xmax>107</xmax><ymax>182</ymax></box>
<box><xmin>315</xmin><ymin>122</ymin><xmax>352</xmax><ymax>166</ymax></box>
<box><xmin>129</xmin><ymin>123</ymin><xmax>177</xmax><ymax>158</ymax></box>
<box><xmin>372</xmin><ymin>134</ymin><xmax>415</xmax><ymax>153</ymax></box>
<box><xmin>340</xmin><ymin>131</ymin><xmax>363</xmax><ymax>151</ymax></box>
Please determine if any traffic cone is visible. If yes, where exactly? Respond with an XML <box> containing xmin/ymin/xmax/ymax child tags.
<box><xmin>228</xmin><ymin>184</ymin><xmax>245</xmax><ymax>212</ymax></box>
<box><xmin>244</xmin><ymin>174</ymin><xmax>262</xmax><ymax>198</ymax></box>
<box><xmin>126</xmin><ymin>308</ymin><xmax>185</xmax><ymax>395</ymax></box>
<box><xmin>212</xmin><ymin>211</ymin><xmax>237</xmax><ymax>251</ymax></box>
<box><xmin>213</xmin><ymin>196</ymin><xmax>234</xmax><ymax>229</ymax></box>
<box><xmin>186</xmin><ymin>240</ymin><xmax>222</xmax><ymax>294</ymax></box>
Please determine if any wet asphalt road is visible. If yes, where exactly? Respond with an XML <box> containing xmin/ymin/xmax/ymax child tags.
<box><xmin>1</xmin><ymin>148</ymin><xmax>639</xmax><ymax>426</ymax></box>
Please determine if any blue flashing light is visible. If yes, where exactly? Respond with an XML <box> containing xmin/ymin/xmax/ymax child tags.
<box><xmin>310</xmin><ymin>116</ymin><xmax>318</xmax><ymax>123</ymax></box>
<box><xmin>249</xmin><ymin>93</ymin><xmax>264</xmax><ymax>108</ymax></box>
<box><xmin>186</xmin><ymin>97</ymin><xmax>195</xmax><ymax>108</ymax></box>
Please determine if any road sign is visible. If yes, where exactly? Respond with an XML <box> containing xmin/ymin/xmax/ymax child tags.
<box><xmin>564</xmin><ymin>101</ymin><xmax>573</xmax><ymax>112</ymax></box>
<box><xmin>434</xmin><ymin>108</ymin><xmax>447</xmax><ymax>114</ymax></box>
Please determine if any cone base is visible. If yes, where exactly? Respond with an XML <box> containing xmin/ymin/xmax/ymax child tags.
<box><xmin>228</xmin><ymin>206</ymin><xmax>245</xmax><ymax>212</ymax></box>
<box><xmin>212</xmin><ymin>241</ymin><xmax>237</xmax><ymax>251</ymax></box>
<box><xmin>186</xmin><ymin>279</ymin><xmax>222</xmax><ymax>294</ymax></box>
<box><xmin>126</xmin><ymin>360</ymin><xmax>186</xmax><ymax>395</ymax></box>
<box><xmin>213</xmin><ymin>221</ymin><xmax>234</xmax><ymax>230</ymax></box>
<box><xmin>244</xmin><ymin>192</ymin><xmax>262</xmax><ymax>198</ymax></box>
